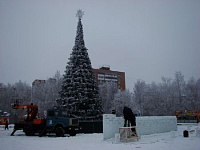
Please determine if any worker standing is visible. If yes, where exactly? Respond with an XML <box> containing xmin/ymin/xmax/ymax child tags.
<box><xmin>5</xmin><ymin>119</ymin><xmax>9</xmax><ymax>130</ymax></box>
<box><xmin>123</xmin><ymin>106</ymin><xmax>136</xmax><ymax>127</ymax></box>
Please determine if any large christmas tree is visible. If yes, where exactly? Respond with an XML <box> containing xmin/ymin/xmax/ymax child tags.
<box><xmin>58</xmin><ymin>10</ymin><xmax>102</xmax><ymax>120</ymax></box>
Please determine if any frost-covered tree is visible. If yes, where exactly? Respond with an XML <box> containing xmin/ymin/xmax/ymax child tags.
<box><xmin>0</xmin><ymin>81</ymin><xmax>31</xmax><ymax>123</ymax></box>
<box><xmin>31</xmin><ymin>71</ymin><xmax>62</xmax><ymax>116</ymax></box>
<box><xmin>185</xmin><ymin>77</ymin><xmax>200</xmax><ymax>110</ymax></box>
<box><xmin>160</xmin><ymin>77</ymin><xmax>177</xmax><ymax>115</ymax></box>
<box><xmin>173</xmin><ymin>71</ymin><xmax>186</xmax><ymax>109</ymax></box>
<box><xmin>113</xmin><ymin>90</ymin><xmax>137</xmax><ymax>116</ymax></box>
<box><xmin>32</xmin><ymin>77</ymin><xmax>60</xmax><ymax>117</ymax></box>
<box><xmin>133</xmin><ymin>80</ymin><xmax>147</xmax><ymax>115</ymax></box>
<box><xmin>58</xmin><ymin>10</ymin><xmax>102</xmax><ymax>120</ymax></box>
<box><xmin>99</xmin><ymin>82</ymin><xmax>118</xmax><ymax>114</ymax></box>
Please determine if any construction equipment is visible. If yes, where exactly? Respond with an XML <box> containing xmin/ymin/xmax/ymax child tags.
<box><xmin>10</xmin><ymin>100</ymin><xmax>80</xmax><ymax>137</ymax></box>
<box><xmin>174</xmin><ymin>110</ymin><xmax>200</xmax><ymax>123</ymax></box>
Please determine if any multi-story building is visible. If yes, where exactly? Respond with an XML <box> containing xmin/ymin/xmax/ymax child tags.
<box><xmin>32</xmin><ymin>67</ymin><xmax>125</xmax><ymax>91</ymax></box>
<box><xmin>92</xmin><ymin>66</ymin><xmax>125</xmax><ymax>90</ymax></box>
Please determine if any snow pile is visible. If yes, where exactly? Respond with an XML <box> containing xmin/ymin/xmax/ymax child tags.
<box><xmin>0</xmin><ymin>124</ymin><xmax>200</xmax><ymax>150</ymax></box>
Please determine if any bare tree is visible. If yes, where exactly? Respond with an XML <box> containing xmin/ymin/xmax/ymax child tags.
<box><xmin>0</xmin><ymin>81</ymin><xmax>31</xmax><ymax>123</ymax></box>
<box><xmin>173</xmin><ymin>71</ymin><xmax>186</xmax><ymax>109</ymax></box>
<box><xmin>186</xmin><ymin>77</ymin><xmax>200</xmax><ymax>110</ymax></box>
<box><xmin>133</xmin><ymin>80</ymin><xmax>147</xmax><ymax>115</ymax></box>
<box><xmin>113</xmin><ymin>90</ymin><xmax>137</xmax><ymax>116</ymax></box>
<box><xmin>32</xmin><ymin>71</ymin><xmax>63</xmax><ymax>117</ymax></box>
<box><xmin>99</xmin><ymin>82</ymin><xmax>118</xmax><ymax>114</ymax></box>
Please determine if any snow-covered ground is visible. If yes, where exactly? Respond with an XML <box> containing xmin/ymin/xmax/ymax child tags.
<box><xmin>0</xmin><ymin>124</ymin><xmax>200</xmax><ymax>150</ymax></box>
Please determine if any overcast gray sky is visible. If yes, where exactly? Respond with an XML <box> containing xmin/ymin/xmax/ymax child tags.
<box><xmin>0</xmin><ymin>0</ymin><xmax>200</xmax><ymax>90</ymax></box>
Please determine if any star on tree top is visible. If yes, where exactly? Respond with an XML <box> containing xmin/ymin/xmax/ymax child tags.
<box><xmin>76</xmin><ymin>9</ymin><xmax>84</xmax><ymax>20</ymax></box>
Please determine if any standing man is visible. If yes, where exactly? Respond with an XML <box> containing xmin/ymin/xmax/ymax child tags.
<box><xmin>4</xmin><ymin>118</ymin><xmax>9</xmax><ymax>130</ymax></box>
<box><xmin>123</xmin><ymin>106</ymin><xmax>136</xmax><ymax>127</ymax></box>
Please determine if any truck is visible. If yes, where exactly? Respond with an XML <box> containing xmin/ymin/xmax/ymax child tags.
<box><xmin>10</xmin><ymin>101</ymin><xmax>80</xmax><ymax>137</ymax></box>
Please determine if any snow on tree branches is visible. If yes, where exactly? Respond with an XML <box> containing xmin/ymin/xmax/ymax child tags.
<box><xmin>58</xmin><ymin>11</ymin><xmax>102</xmax><ymax>120</ymax></box>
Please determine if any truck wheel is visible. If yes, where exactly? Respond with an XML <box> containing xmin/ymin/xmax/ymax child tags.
<box><xmin>24</xmin><ymin>125</ymin><xmax>35</xmax><ymax>136</ymax></box>
<box><xmin>69</xmin><ymin>130</ymin><xmax>76</xmax><ymax>136</ymax></box>
<box><xmin>55</xmin><ymin>127</ymin><xmax>65</xmax><ymax>137</ymax></box>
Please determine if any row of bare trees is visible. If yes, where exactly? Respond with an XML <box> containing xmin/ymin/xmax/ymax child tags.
<box><xmin>31</xmin><ymin>71</ymin><xmax>62</xmax><ymax>116</ymax></box>
<box><xmin>0</xmin><ymin>71</ymin><xmax>200</xmax><ymax>122</ymax></box>
<box><xmin>99</xmin><ymin>72</ymin><xmax>200</xmax><ymax>116</ymax></box>
<box><xmin>0</xmin><ymin>71</ymin><xmax>62</xmax><ymax>122</ymax></box>
<box><xmin>0</xmin><ymin>81</ymin><xmax>32</xmax><ymax>123</ymax></box>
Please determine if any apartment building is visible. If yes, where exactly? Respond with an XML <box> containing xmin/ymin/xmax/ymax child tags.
<box><xmin>92</xmin><ymin>66</ymin><xmax>125</xmax><ymax>90</ymax></box>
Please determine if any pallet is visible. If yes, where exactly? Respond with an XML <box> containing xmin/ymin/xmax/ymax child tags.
<box><xmin>119</xmin><ymin>126</ymin><xmax>139</xmax><ymax>142</ymax></box>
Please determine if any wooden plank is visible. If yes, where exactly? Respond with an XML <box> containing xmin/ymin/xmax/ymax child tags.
<box><xmin>119</xmin><ymin>126</ymin><xmax>139</xmax><ymax>142</ymax></box>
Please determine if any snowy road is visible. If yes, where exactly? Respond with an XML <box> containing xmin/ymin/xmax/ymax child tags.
<box><xmin>0</xmin><ymin>124</ymin><xmax>200</xmax><ymax>150</ymax></box>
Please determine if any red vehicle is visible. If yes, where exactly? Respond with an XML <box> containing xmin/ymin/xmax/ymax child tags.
<box><xmin>10</xmin><ymin>100</ymin><xmax>80</xmax><ymax>137</ymax></box>
<box><xmin>174</xmin><ymin>110</ymin><xmax>200</xmax><ymax>123</ymax></box>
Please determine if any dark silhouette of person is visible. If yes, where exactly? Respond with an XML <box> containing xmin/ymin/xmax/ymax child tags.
<box><xmin>111</xmin><ymin>109</ymin><xmax>116</xmax><ymax>114</ymax></box>
<box><xmin>4</xmin><ymin>119</ymin><xmax>9</xmax><ymax>130</ymax></box>
<box><xmin>123</xmin><ymin>106</ymin><xmax>136</xmax><ymax>127</ymax></box>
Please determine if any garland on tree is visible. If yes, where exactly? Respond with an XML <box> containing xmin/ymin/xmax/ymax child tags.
<box><xmin>58</xmin><ymin>10</ymin><xmax>102</xmax><ymax>120</ymax></box>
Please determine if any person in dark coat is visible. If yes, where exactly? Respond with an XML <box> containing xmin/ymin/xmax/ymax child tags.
<box><xmin>123</xmin><ymin>106</ymin><xmax>136</xmax><ymax>127</ymax></box>
<box><xmin>4</xmin><ymin>119</ymin><xmax>9</xmax><ymax>130</ymax></box>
